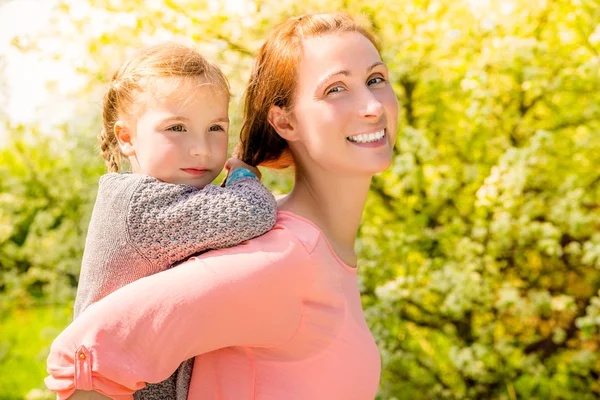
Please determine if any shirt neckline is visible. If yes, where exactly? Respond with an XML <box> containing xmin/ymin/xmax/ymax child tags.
<box><xmin>277</xmin><ymin>210</ymin><xmax>358</xmax><ymax>274</ymax></box>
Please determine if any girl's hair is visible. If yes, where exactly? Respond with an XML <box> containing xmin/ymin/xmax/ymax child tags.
<box><xmin>100</xmin><ymin>43</ymin><xmax>229</xmax><ymax>172</ymax></box>
<box><xmin>237</xmin><ymin>12</ymin><xmax>379</xmax><ymax>169</ymax></box>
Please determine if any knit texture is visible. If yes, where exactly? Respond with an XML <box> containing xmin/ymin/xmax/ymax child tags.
<box><xmin>74</xmin><ymin>173</ymin><xmax>277</xmax><ymax>399</ymax></box>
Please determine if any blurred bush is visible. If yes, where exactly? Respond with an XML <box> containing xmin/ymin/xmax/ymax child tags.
<box><xmin>1</xmin><ymin>0</ymin><xmax>599</xmax><ymax>398</ymax></box>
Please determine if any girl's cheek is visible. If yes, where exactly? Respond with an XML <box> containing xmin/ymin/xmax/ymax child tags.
<box><xmin>210</xmin><ymin>133</ymin><xmax>227</xmax><ymax>147</ymax></box>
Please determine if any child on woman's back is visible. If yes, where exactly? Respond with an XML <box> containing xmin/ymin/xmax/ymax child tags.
<box><xmin>74</xmin><ymin>43</ymin><xmax>276</xmax><ymax>399</ymax></box>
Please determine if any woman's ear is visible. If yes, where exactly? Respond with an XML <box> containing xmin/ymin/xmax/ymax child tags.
<box><xmin>114</xmin><ymin>121</ymin><xmax>136</xmax><ymax>156</ymax></box>
<box><xmin>267</xmin><ymin>106</ymin><xmax>298</xmax><ymax>142</ymax></box>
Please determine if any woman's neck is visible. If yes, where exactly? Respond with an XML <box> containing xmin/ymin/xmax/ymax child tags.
<box><xmin>277</xmin><ymin>166</ymin><xmax>371</xmax><ymax>267</ymax></box>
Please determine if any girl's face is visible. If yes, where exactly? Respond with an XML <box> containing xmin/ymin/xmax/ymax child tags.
<box><xmin>120</xmin><ymin>78</ymin><xmax>229</xmax><ymax>189</ymax></box>
<box><xmin>288</xmin><ymin>32</ymin><xmax>398</xmax><ymax>176</ymax></box>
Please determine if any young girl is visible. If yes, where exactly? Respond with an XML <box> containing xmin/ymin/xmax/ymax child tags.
<box><xmin>74</xmin><ymin>43</ymin><xmax>277</xmax><ymax>398</ymax></box>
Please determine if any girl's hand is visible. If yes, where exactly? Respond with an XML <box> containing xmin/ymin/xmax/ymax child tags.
<box><xmin>225</xmin><ymin>158</ymin><xmax>262</xmax><ymax>180</ymax></box>
<box><xmin>68</xmin><ymin>390</ymin><xmax>111</xmax><ymax>400</ymax></box>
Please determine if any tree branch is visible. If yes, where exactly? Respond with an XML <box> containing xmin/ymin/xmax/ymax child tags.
<box><xmin>214</xmin><ymin>34</ymin><xmax>254</xmax><ymax>57</ymax></box>
<box><xmin>399</xmin><ymin>77</ymin><xmax>417</xmax><ymax>127</ymax></box>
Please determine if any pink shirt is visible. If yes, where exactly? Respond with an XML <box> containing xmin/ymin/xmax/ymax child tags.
<box><xmin>45</xmin><ymin>212</ymin><xmax>381</xmax><ymax>399</ymax></box>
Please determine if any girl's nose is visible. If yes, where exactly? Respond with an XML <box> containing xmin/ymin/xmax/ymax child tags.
<box><xmin>190</xmin><ymin>140</ymin><xmax>211</xmax><ymax>158</ymax></box>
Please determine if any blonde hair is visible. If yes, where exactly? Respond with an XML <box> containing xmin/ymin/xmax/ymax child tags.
<box><xmin>237</xmin><ymin>12</ymin><xmax>379</xmax><ymax>169</ymax></box>
<box><xmin>100</xmin><ymin>43</ymin><xmax>230</xmax><ymax>172</ymax></box>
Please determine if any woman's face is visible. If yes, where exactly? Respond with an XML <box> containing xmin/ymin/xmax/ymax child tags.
<box><xmin>289</xmin><ymin>31</ymin><xmax>399</xmax><ymax>176</ymax></box>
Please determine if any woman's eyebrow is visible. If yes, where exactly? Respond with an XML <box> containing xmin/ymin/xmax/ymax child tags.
<box><xmin>367</xmin><ymin>61</ymin><xmax>385</xmax><ymax>72</ymax></box>
<box><xmin>317</xmin><ymin>69</ymin><xmax>351</xmax><ymax>90</ymax></box>
<box><xmin>316</xmin><ymin>61</ymin><xmax>387</xmax><ymax>91</ymax></box>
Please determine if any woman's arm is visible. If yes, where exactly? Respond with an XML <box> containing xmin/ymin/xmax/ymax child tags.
<box><xmin>46</xmin><ymin>227</ymin><xmax>311</xmax><ymax>399</ymax></box>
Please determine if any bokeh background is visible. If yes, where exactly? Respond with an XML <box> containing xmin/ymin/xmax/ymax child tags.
<box><xmin>1</xmin><ymin>0</ymin><xmax>599</xmax><ymax>399</ymax></box>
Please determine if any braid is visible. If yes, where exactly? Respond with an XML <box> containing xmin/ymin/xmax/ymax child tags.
<box><xmin>99</xmin><ymin>83</ymin><xmax>122</xmax><ymax>173</ymax></box>
<box><xmin>99</xmin><ymin>128</ymin><xmax>119</xmax><ymax>172</ymax></box>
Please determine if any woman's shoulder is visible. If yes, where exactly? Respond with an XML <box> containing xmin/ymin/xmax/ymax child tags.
<box><xmin>185</xmin><ymin>211</ymin><xmax>323</xmax><ymax>280</ymax></box>
<box><xmin>275</xmin><ymin>211</ymin><xmax>358</xmax><ymax>274</ymax></box>
<box><xmin>274</xmin><ymin>211</ymin><xmax>323</xmax><ymax>255</ymax></box>
<box><xmin>191</xmin><ymin>211</ymin><xmax>321</xmax><ymax>261</ymax></box>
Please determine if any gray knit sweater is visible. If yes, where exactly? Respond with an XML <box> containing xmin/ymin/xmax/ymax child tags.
<box><xmin>74</xmin><ymin>172</ymin><xmax>277</xmax><ymax>399</ymax></box>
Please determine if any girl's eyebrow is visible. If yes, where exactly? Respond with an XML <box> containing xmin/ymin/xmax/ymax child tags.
<box><xmin>159</xmin><ymin>116</ymin><xmax>190</xmax><ymax>124</ymax></box>
<box><xmin>316</xmin><ymin>61</ymin><xmax>387</xmax><ymax>92</ymax></box>
<box><xmin>212</xmin><ymin>117</ymin><xmax>230</xmax><ymax>123</ymax></box>
<box><xmin>158</xmin><ymin>116</ymin><xmax>230</xmax><ymax>125</ymax></box>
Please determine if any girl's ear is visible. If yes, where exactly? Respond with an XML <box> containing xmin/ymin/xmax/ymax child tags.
<box><xmin>114</xmin><ymin>121</ymin><xmax>135</xmax><ymax>156</ymax></box>
<box><xmin>267</xmin><ymin>106</ymin><xmax>298</xmax><ymax>142</ymax></box>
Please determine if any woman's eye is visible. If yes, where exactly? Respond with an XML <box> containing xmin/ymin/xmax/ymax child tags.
<box><xmin>209</xmin><ymin>125</ymin><xmax>225</xmax><ymax>132</ymax></box>
<box><xmin>326</xmin><ymin>85</ymin><xmax>345</xmax><ymax>95</ymax></box>
<box><xmin>167</xmin><ymin>124</ymin><xmax>186</xmax><ymax>132</ymax></box>
<box><xmin>367</xmin><ymin>77</ymin><xmax>386</xmax><ymax>86</ymax></box>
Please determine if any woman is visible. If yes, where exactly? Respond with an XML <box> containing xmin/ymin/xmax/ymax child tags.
<box><xmin>45</xmin><ymin>12</ymin><xmax>398</xmax><ymax>400</ymax></box>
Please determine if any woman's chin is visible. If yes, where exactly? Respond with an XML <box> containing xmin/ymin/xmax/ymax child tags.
<box><xmin>316</xmin><ymin>153</ymin><xmax>394</xmax><ymax>177</ymax></box>
<box><xmin>349</xmin><ymin>160</ymin><xmax>393</xmax><ymax>177</ymax></box>
<box><xmin>379</xmin><ymin>157</ymin><xmax>394</xmax><ymax>172</ymax></box>
<box><xmin>365</xmin><ymin>156</ymin><xmax>394</xmax><ymax>175</ymax></box>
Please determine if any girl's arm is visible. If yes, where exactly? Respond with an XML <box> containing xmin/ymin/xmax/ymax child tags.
<box><xmin>46</xmin><ymin>227</ymin><xmax>311</xmax><ymax>399</ymax></box>
<box><xmin>121</xmin><ymin>170</ymin><xmax>278</xmax><ymax>269</ymax></box>
<box><xmin>74</xmin><ymin>170</ymin><xmax>277</xmax><ymax>316</ymax></box>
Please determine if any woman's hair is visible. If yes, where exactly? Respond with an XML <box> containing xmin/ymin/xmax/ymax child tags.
<box><xmin>100</xmin><ymin>43</ymin><xmax>229</xmax><ymax>172</ymax></box>
<box><xmin>237</xmin><ymin>12</ymin><xmax>379</xmax><ymax>169</ymax></box>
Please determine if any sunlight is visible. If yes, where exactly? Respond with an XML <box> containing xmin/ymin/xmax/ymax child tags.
<box><xmin>0</xmin><ymin>0</ymin><xmax>75</xmax><ymax>131</ymax></box>
<box><xmin>0</xmin><ymin>0</ymin><xmax>254</xmax><ymax>136</ymax></box>
<box><xmin>465</xmin><ymin>0</ymin><xmax>518</xmax><ymax>16</ymax></box>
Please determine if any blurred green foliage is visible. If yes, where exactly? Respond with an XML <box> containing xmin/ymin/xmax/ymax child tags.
<box><xmin>0</xmin><ymin>125</ymin><xmax>103</xmax><ymax>315</ymax></box>
<box><xmin>0</xmin><ymin>306</ymin><xmax>71</xmax><ymax>399</ymax></box>
<box><xmin>1</xmin><ymin>0</ymin><xmax>599</xmax><ymax>399</ymax></box>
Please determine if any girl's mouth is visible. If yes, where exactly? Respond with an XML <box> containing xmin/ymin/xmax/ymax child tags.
<box><xmin>181</xmin><ymin>168</ymin><xmax>209</xmax><ymax>176</ymax></box>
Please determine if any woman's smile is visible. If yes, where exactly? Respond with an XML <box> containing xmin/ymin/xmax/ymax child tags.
<box><xmin>346</xmin><ymin>128</ymin><xmax>387</xmax><ymax>147</ymax></box>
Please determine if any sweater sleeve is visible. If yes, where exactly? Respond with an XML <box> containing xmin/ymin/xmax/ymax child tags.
<box><xmin>127</xmin><ymin>175</ymin><xmax>278</xmax><ymax>270</ymax></box>
<box><xmin>73</xmin><ymin>174</ymin><xmax>277</xmax><ymax>318</ymax></box>
<box><xmin>45</xmin><ymin>226</ymin><xmax>310</xmax><ymax>399</ymax></box>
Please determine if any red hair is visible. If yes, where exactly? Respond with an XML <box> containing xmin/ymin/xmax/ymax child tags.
<box><xmin>237</xmin><ymin>12</ymin><xmax>379</xmax><ymax>169</ymax></box>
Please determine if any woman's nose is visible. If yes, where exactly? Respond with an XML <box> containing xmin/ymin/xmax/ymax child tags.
<box><xmin>359</xmin><ymin>89</ymin><xmax>384</xmax><ymax>119</ymax></box>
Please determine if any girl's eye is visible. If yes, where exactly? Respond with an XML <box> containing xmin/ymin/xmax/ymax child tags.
<box><xmin>367</xmin><ymin>76</ymin><xmax>386</xmax><ymax>86</ymax></box>
<box><xmin>167</xmin><ymin>124</ymin><xmax>186</xmax><ymax>132</ymax></box>
<box><xmin>326</xmin><ymin>85</ymin><xmax>346</xmax><ymax>95</ymax></box>
<box><xmin>209</xmin><ymin>125</ymin><xmax>225</xmax><ymax>132</ymax></box>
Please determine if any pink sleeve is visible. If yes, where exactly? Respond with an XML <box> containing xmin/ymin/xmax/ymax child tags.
<box><xmin>45</xmin><ymin>227</ymin><xmax>310</xmax><ymax>399</ymax></box>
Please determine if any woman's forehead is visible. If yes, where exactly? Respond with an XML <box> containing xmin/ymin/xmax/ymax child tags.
<box><xmin>298</xmin><ymin>32</ymin><xmax>384</xmax><ymax>81</ymax></box>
